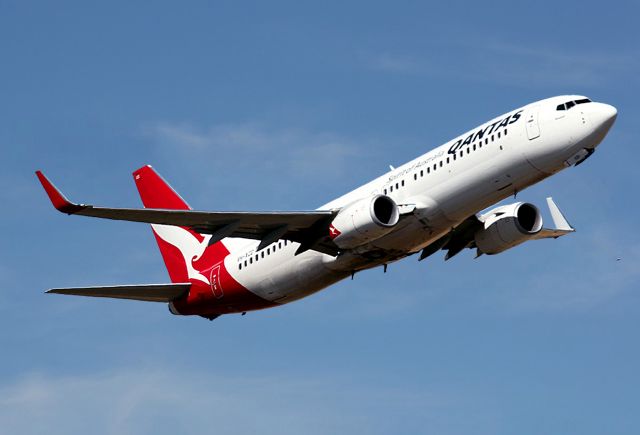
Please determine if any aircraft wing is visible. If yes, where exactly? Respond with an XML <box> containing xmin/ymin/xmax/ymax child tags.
<box><xmin>46</xmin><ymin>283</ymin><xmax>191</xmax><ymax>302</ymax></box>
<box><xmin>419</xmin><ymin>197</ymin><xmax>575</xmax><ymax>261</ymax></box>
<box><xmin>36</xmin><ymin>171</ymin><xmax>340</xmax><ymax>256</ymax></box>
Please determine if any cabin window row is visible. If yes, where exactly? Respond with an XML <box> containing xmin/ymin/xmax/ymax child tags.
<box><xmin>383</xmin><ymin>128</ymin><xmax>507</xmax><ymax>196</ymax></box>
<box><xmin>238</xmin><ymin>240</ymin><xmax>291</xmax><ymax>270</ymax></box>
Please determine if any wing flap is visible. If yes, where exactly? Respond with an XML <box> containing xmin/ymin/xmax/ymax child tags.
<box><xmin>46</xmin><ymin>283</ymin><xmax>191</xmax><ymax>302</ymax></box>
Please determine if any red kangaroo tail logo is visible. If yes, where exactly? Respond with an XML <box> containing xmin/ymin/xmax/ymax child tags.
<box><xmin>133</xmin><ymin>165</ymin><xmax>229</xmax><ymax>284</ymax></box>
<box><xmin>328</xmin><ymin>224</ymin><xmax>341</xmax><ymax>240</ymax></box>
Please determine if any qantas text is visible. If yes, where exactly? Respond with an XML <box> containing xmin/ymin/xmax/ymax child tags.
<box><xmin>447</xmin><ymin>110</ymin><xmax>523</xmax><ymax>154</ymax></box>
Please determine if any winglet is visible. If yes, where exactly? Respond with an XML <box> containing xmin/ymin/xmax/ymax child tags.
<box><xmin>534</xmin><ymin>197</ymin><xmax>575</xmax><ymax>240</ymax></box>
<box><xmin>546</xmin><ymin>197</ymin><xmax>573</xmax><ymax>231</ymax></box>
<box><xmin>35</xmin><ymin>171</ymin><xmax>86</xmax><ymax>214</ymax></box>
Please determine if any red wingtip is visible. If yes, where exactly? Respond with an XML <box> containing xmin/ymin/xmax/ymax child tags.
<box><xmin>35</xmin><ymin>171</ymin><xmax>85</xmax><ymax>214</ymax></box>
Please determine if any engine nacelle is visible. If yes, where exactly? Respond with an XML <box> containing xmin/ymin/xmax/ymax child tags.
<box><xmin>474</xmin><ymin>202</ymin><xmax>543</xmax><ymax>255</ymax></box>
<box><xmin>330</xmin><ymin>195</ymin><xmax>400</xmax><ymax>249</ymax></box>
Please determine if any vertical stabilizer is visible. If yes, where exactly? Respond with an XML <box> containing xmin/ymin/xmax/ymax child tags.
<box><xmin>133</xmin><ymin>165</ymin><xmax>191</xmax><ymax>210</ymax></box>
<box><xmin>133</xmin><ymin>165</ymin><xmax>228</xmax><ymax>284</ymax></box>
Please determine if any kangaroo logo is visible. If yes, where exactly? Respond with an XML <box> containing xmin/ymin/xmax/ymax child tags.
<box><xmin>151</xmin><ymin>224</ymin><xmax>213</xmax><ymax>285</ymax></box>
<box><xmin>328</xmin><ymin>224</ymin><xmax>341</xmax><ymax>240</ymax></box>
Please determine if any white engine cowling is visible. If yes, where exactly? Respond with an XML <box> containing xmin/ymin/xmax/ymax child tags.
<box><xmin>330</xmin><ymin>195</ymin><xmax>400</xmax><ymax>249</ymax></box>
<box><xmin>474</xmin><ymin>202</ymin><xmax>543</xmax><ymax>255</ymax></box>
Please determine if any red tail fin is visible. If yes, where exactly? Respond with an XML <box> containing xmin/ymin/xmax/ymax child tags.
<box><xmin>133</xmin><ymin>165</ymin><xmax>228</xmax><ymax>284</ymax></box>
<box><xmin>133</xmin><ymin>165</ymin><xmax>191</xmax><ymax>210</ymax></box>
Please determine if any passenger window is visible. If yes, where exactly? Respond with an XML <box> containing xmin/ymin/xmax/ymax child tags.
<box><xmin>485</xmin><ymin>138</ymin><xmax>488</xmax><ymax>145</ymax></box>
<box><xmin>504</xmin><ymin>129</ymin><xmax>508</xmax><ymax>136</ymax></box>
<box><xmin>414</xmin><ymin>174</ymin><xmax>417</xmax><ymax>180</ymax></box>
<box><xmin>395</xmin><ymin>183</ymin><xmax>399</xmax><ymax>189</ymax></box>
<box><xmin>459</xmin><ymin>151</ymin><xmax>463</xmax><ymax>158</ymax></box>
<box><xmin>239</xmin><ymin>263</ymin><xmax>242</xmax><ymax>270</ymax></box>
<box><xmin>491</xmin><ymin>135</ymin><xmax>494</xmax><ymax>141</ymax></box>
<box><xmin>466</xmin><ymin>148</ymin><xmax>470</xmax><ymax>154</ymax></box>
<box><xmin>401</xmin><ymin>180</ymin><xmax>405</xmax><ymax>187</ymax></box>
<box><xmin>261</xmin><ymin>252</ymin><xmax>265</xmax><ymax>259</ymax></box>
<box><xmin>420</xmin><ymin>170</ymin><xmax>423</xmax><ymax>177</ymax></box>
<box><xmin>473</xmin><ymin>144</ymin><xmax>476</xmax><ymax>151</ymax></box>
<box><xmin>446</xmin><ymin>157</ymin><xmax>450</xmax><ymax>164</ymax></box>
<box><xmin>390</xmin><ymin>185</ymin><xmax>393</xmax><ymax>192</ymax></box>
<box><xmin>250</xmin><ymin>257</ymin><xmax>253</xmax><ymax>264</ymax></box>
<box><xmin>433</xmin><ymin>164</ymin><xmax>436</xmax><ymax>170</ymax></box>
<box><xmin>453</xmin><ymin>153</ymin><xmax>456</xmax><ymax>160</ymax></box>
<box><xmin>497</xmin><ymin>131</ymin><xmax>501</xmax><ymax>138</ymax></box>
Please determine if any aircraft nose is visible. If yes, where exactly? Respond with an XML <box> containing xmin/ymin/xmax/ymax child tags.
<box><xmin>590</xmin><ymin>102</ymin><xmax>618</xmax><ymax>133</ymax></box>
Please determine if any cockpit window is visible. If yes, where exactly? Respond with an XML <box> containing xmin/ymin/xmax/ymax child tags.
<box><xmin>556</xmin><ymin>98</ymin><xmax>592</xmax><ymax>111</ymax></box>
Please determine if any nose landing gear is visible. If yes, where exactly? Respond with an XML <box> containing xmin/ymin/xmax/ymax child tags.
<box><xmin>564</xmin><ymin>148</ymin><xmax>595</xmax><ymax>167</ymax></box>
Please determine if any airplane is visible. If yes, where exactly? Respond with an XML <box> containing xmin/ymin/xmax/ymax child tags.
<box><xmin>36</xmin><ymin>95</ymin><xmax>617</xmax><ymax>320</ymax></box>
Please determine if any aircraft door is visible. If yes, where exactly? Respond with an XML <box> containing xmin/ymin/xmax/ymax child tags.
<box><xmin>525</xmin><ymin>106</ymin><xmax>541</xmax><ymax>140</ymax></box>
<box><xmin>209</xmin><ymin>263</ymin><xmax>224</xmax><ymax>299</ymax></box>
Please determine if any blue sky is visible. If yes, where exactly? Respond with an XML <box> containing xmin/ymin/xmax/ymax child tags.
<box><xmin>1</xmin><ymin>1</ymin><xmax>639</xmax><ymax>433</ymax></box>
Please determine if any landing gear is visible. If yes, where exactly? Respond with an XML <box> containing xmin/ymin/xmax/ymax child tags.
<box><xmin>565</xmin><ymin>148</ymin><xmax>595</xmax><ymax>167</ymax></box>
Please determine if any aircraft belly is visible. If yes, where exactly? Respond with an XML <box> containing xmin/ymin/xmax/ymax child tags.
<box><xmin>237</xmin><ymin>251</ymin><xmax>348</xmax><ymax>303</ymax></box>
<box><xmin>322</xmin><ymin>216</ymin><xmax>453</xmax><ymax>273</ymax></box>
<box><xmin>434</xmin><ymin>152</ymin><xmax>535</xmax><ymax>222</ymax></box>
<box><xmin>368</xmin><ymin>219</ymin><xmax>446</xmax><ymax>253</ymax></box>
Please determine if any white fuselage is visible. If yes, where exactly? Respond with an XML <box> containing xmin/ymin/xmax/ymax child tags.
<box><xmin>224</xmin><ymin>95</ymin><xmax>617</xmax><ymax>305</ymax></box>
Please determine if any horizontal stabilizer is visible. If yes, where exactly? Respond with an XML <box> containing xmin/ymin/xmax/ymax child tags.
<box><xmin>46</xmin><ymin>283</ymin><xmax>191</xmax><ymax>302</ymax></box>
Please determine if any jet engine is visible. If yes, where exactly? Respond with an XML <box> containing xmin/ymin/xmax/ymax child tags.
<box><xmin>330</xmin><ymin>194</ymin><xmax>400</xmax><ymax>249</ymax></box>
<box><xmin>474</xmin><ymin>202</ymin><xmax>543</xmax><ymax>255</ymax></box>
